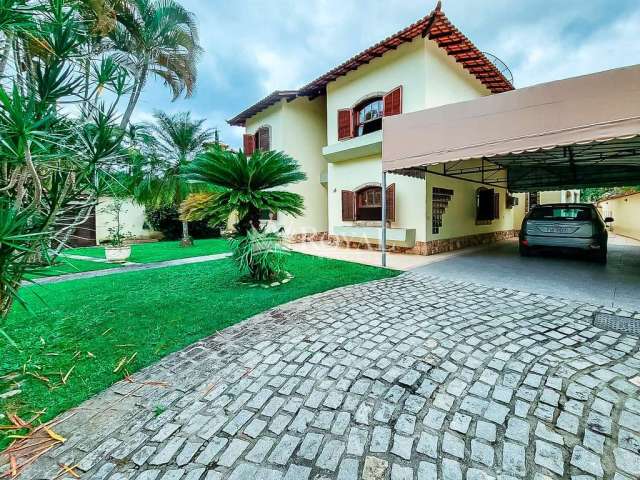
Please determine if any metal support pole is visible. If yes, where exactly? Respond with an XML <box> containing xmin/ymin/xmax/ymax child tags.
<box><xmin>381</xmin><ymin>170</ymin><xmax>387</xmax><ymax>267</ymax></box>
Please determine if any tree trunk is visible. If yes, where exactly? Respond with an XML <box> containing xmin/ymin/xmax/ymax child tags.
<box><xmin>0</xmin><ymin>34</ymin><xmax>12</xmax><ymax>78</ymax></box>
<box><xmin>119</xmin><ymin>63</ymin><xmax>148</xmax><ymax>130</ymax></box>
<box><xmin>0</xmin><ymin>279</ymin><xmax>19</xmax><ymax>323</ymax></box>
<box><xmin>180</xmin><ymin>221</ymin><xmax>193</xmax><ymax>247</ymax></box>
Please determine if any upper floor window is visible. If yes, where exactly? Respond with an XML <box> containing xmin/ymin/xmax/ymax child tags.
<box><xmin>242</xmin><ymin>125</ymin><xmax>271</xmax><ymax>155</ymax></box>
<box><xmin>255</xmin><ymin>126</ymin><xmax>270</xmax><ymax>151</ymax></box>
<box><xmin>337</xmin><ymin>86</ymin><xmax>402</xmax><ymax>141</ymax></box>
<box><xmin>355</xmin><ymin>98</ymin><xmax>384</xmax><ymax>136</ymax></box>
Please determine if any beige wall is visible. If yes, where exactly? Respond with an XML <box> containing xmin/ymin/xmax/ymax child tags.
<box><xmin>246</xmin><ymin>96</ymin><xmax>328</xmax><ymax>235</ymax></box>
<box><xmin>425</xmin><ymin>160</ymin><xmax>520</xmax><ymax>240</ymax></box>
<box><xmin>328</xmin><ymin>155</ymin><xmax>427</xmax><ymax>242</ymax></box>
<box><xmin>598</xmin><ymin>193</ymin><xmax>640</xmax><ymax>240</ymax></box>
<box><xmin>326</xmin><ymin>37</ymin><xmax>428</xmax><ymax>146</ymax></box>
<box><xmin>424</xmin><ymin>39</ymin><xmax>490</xmax><ymax>107</ymax></box>
<box><xmin>324</xmin><ymin>36</ymin><xmax>499</xmax><ymax>244</ymax></box>
<box><xmin>540</xmin><ymin>190</ymin><xmax>581</xmax><ymax>204</ymax></box>
<box><xmin>512</xmin><ymin>193</ymin><xmax>528</xmax><ymax>229</ymax></box>
<box><xmin>96</xmin><ymin>197</ymin><xmax>156</xmax><ymax>243</ymax></box>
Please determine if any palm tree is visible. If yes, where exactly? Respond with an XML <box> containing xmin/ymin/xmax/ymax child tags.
<box><xmin>134</xmin><ymin>111</ymin><xmax>214</xmax><ymax>246</ymax></box>
<box><xmin>111</xmin><ymin>0</ymin><xmax>201</xmax><ymax>129</ymax></box>
<box><xmin>181</xmin><ymin>149</ymin><xmax>306</xmax><ymax>236</ymax></box>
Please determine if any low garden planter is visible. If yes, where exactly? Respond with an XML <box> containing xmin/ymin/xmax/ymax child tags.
<box><xmin>105</xmin><ymin>245</ymin><xmax>132</xmax><ymax>263</ymax></box>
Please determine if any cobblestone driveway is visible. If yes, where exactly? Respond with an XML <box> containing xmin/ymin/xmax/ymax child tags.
<box><xmin>17</xmin><ymin>273</ymin><xmax>640</xmax><ymax>480</ymax></box>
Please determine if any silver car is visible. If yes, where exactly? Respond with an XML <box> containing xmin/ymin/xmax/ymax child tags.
<box><xmin>519</xmin><ymin>203</ymin><xmax>613</xmax><ymax>263</ymax></box>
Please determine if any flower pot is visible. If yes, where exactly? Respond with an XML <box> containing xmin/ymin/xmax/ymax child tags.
<box><xmin>105</xmin><ymin>245</ymin><xmax>131</xmax><ymax>263</ymax></box>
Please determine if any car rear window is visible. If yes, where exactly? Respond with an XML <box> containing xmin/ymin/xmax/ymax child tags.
<box><xmin>528</xmin><ymin>206</ymin><xmax>593</xmax><ymax>221</ymax></box>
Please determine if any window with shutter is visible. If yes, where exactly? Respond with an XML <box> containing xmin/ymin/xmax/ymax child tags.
<box><xmin>255</xmin><ymin>126</ymin><xmax>271</xmax><ymax>151</ymax></box>
<box><xmin>476</xmin><ymin>188</ymin><xmax>495</xmax><ymax>221</ymax></box>
<box><xmin>338</xmin><ymin>109</ymin><xmax>353</xmax><ymax>140</ymax></box>
<box><xmin>383</xmin><ymin>86</ymin><xmax>403</xmax><ymax>117</ymax></box>
<box><xmin>386</xmin><ymin>183</ymin><xmax>396</xmax><ymax>222</ymax></box>
<box><xmin>243</xmin><ymin>134</ymin><xmax>255</xmax><ymax>155</ymax></box>
<box><xmin>341</xmin><ymin>190</ymin><xmax>355</xmax><ymax>221</ymax></box>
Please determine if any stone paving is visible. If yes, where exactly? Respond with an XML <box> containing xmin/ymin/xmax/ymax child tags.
<box><xmin>13</xmin><ymin>272</ymin><xmax>640</xmax><ymax>480</ymax></box>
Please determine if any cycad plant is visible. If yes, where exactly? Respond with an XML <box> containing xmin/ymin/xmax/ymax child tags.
<box><xmin>132</xmin><ymin>111</ymin><xmax>214</xmax><ymax>246</ymax></box>
<box><xmin>181</xmin><ymin>148</ymin><xmax>306</xmax><ymax>236</ymax></box>
<box><xmin>181</xmin><ymin>148</ymin><xmax>306</xmax><ymax>282</ymax></box>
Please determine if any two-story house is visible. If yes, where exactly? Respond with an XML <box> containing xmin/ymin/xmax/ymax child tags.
<box><xmin>228</xmin><ymin>4</ymin><xmax>577</xmax><ymax>255</ymax></box>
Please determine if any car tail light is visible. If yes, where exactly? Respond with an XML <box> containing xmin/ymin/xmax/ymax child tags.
<box><xmin>521</xmin><ymin>239</ymin><xmax>529</xmax><ymax>246</ymax></box>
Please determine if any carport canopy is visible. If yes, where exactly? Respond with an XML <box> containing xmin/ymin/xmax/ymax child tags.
<box><xmin>382</xmin><ymin>64</ymin><xmax>640</xmax><ymax>192</ymax></box>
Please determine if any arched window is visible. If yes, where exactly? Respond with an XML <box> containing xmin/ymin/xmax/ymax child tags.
<box><xmin>355</xmin><ymin>97</ymin><xmax>384</xmax><ymax>137</ymax></box>
<box><xmin>356</xmin><ymin>185</ymin><xmax>382</xmax><ymax>220</ymax></box>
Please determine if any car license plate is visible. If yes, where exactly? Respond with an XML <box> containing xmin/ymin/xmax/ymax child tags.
<box><xmin>546</xmin><ymin>226</ymin><xmax>573</xmax><ymax>234</ymax></box>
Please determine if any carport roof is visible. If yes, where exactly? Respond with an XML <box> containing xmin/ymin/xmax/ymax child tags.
<box><xmin>382</xmin><ymin>65</ymin><xmax>640</xmax><ymax>191</ymax></box>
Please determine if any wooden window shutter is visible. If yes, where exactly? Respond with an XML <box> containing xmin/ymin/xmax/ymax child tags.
<box><xmin>341</xmin><ymin>190</ymin><xmax>355</xmax><ymax>221</ymax></box>
<box><xmin>494</xmin><ymin>192</ymin><xmax>500</xmax><ymax>219</ymax></box>
<box><xmin>243</xmin><ymin>134</ymin><xmax>255</xmax><ymax>155</ymax></box>
<box><xmin>383</xmin><ymin>86</ymin><xmax>403</xmax><ymax>117</ymax></box>
<box><xmin>338</xmin><ymin>109</ymin><xmax>353</xmax><ymax>140</ymax></box>
<box><xmin>385</xmin><ymin>183</ymin><xmax>396</xmax><ymax>222</ymax></box>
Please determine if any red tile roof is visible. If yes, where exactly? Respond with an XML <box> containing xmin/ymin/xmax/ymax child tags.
<box><xmin>228</xmin><ymin>2</ymin><xmax>514</xmax><ymax>126</ymax></box>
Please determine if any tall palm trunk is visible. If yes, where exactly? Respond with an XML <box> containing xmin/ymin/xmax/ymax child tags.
<box><xmin>120</xmin><ymin>62</ymin><xmax>148</xmax><ymax>129</ymax></box>
<box><xmin>0</xmin><ymin>34</ymin><xmax>12</xmax><ymax>78</ymax></box>
<box><xmin>180</xmin><ymin>220</ymin><xmax>192</xmax><ymax>246</ymax></box>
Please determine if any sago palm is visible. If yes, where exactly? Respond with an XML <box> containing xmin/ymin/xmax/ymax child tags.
<box><xmin>111</xmin><ymin>0</ymin><xmax>201</xmax><ymax>129</ymax></box>
<box><xmin>181</xmin><ymin>148</ymin><xmax>306</xmax><ymax>236</ymax></box>
<box><xmin>133</xmin><ymin>111</ymin><xmax>214</xmax><ymax>245</ymax></box>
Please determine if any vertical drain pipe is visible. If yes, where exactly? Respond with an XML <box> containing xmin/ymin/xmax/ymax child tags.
<box><xmin>381</xmin><ymin>169</ymin><xmax>387</xmax><ymax>267</ymax></box>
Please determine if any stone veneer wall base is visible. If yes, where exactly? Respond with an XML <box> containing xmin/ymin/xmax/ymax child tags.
<box><xmin>288</xmin><ymin>232</ymin><xmax>329</xmax><ymax>243</ymax></box>
<box><xmin>328</xmin><ymin>230</ymin><xmax>519</xmax><ymax>256</ymax></box>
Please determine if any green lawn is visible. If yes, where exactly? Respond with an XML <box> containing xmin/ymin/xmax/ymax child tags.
<box><xmin>66</xmin><ymin>237</ymin><xmax>231</xmax><ymax>264</ymax></box>
<box><xmin>1</xmin><ymin>253</ymin><xmax>399</xmax><ymax>448</ymax></box>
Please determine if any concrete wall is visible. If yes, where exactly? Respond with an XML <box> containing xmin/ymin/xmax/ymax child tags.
<box><xmin>598</xmin><ymin>192</ymin><xmax>640</xmax><ymax>240</ymax></box>
<box><xmin>96</xmin><ymin>197</ymin><xmax>156</xmax><ymax>243</ymax></box>
<box><xmin>246</xmin><ymin>96</ymin><xmax>328</xmax><ymax>235</ymax></box>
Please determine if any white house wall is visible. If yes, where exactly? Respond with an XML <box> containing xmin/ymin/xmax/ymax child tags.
<box><xmin>95</xmin><ymin>197</ymin><xmax>155</xmax><ymax>243</ymax></box>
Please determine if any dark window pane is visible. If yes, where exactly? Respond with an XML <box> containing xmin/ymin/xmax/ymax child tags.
<box><xmin>529</xmin><ymin>207</ymin><xmax>593</xmax><ymax>221</ymax></box>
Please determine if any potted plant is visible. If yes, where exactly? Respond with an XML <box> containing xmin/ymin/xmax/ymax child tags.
<box><xmin>103</xmin><ymin>199</ymin><xmax>133</xmax><ymax>263</ymax></box>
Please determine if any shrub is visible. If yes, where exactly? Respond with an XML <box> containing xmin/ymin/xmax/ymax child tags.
<box><xmin>231</xmin><ymin>229</ymin><xmax>288</xmax><ymax>282</ymax></box>
<box><xmin>146</xmin><ymin>206</ymin><xmax>220</xmax><ymax>240</ymax></box>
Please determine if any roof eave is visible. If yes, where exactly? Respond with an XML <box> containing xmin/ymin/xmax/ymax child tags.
<box><xmin>227</xmin><ymin>90</ymin><xmax>299</xmax><ymax>127</ymax></box>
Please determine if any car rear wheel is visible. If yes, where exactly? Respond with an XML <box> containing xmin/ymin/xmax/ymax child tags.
<box><xmin>594</xmin><ymin>246</ymin><xmax>607</xmax><ymax>264</ymax></box>
<box><xmin>519</xmin><ymin>245</ymin><xmax>530</xmax><ymax>257</ymax></box>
